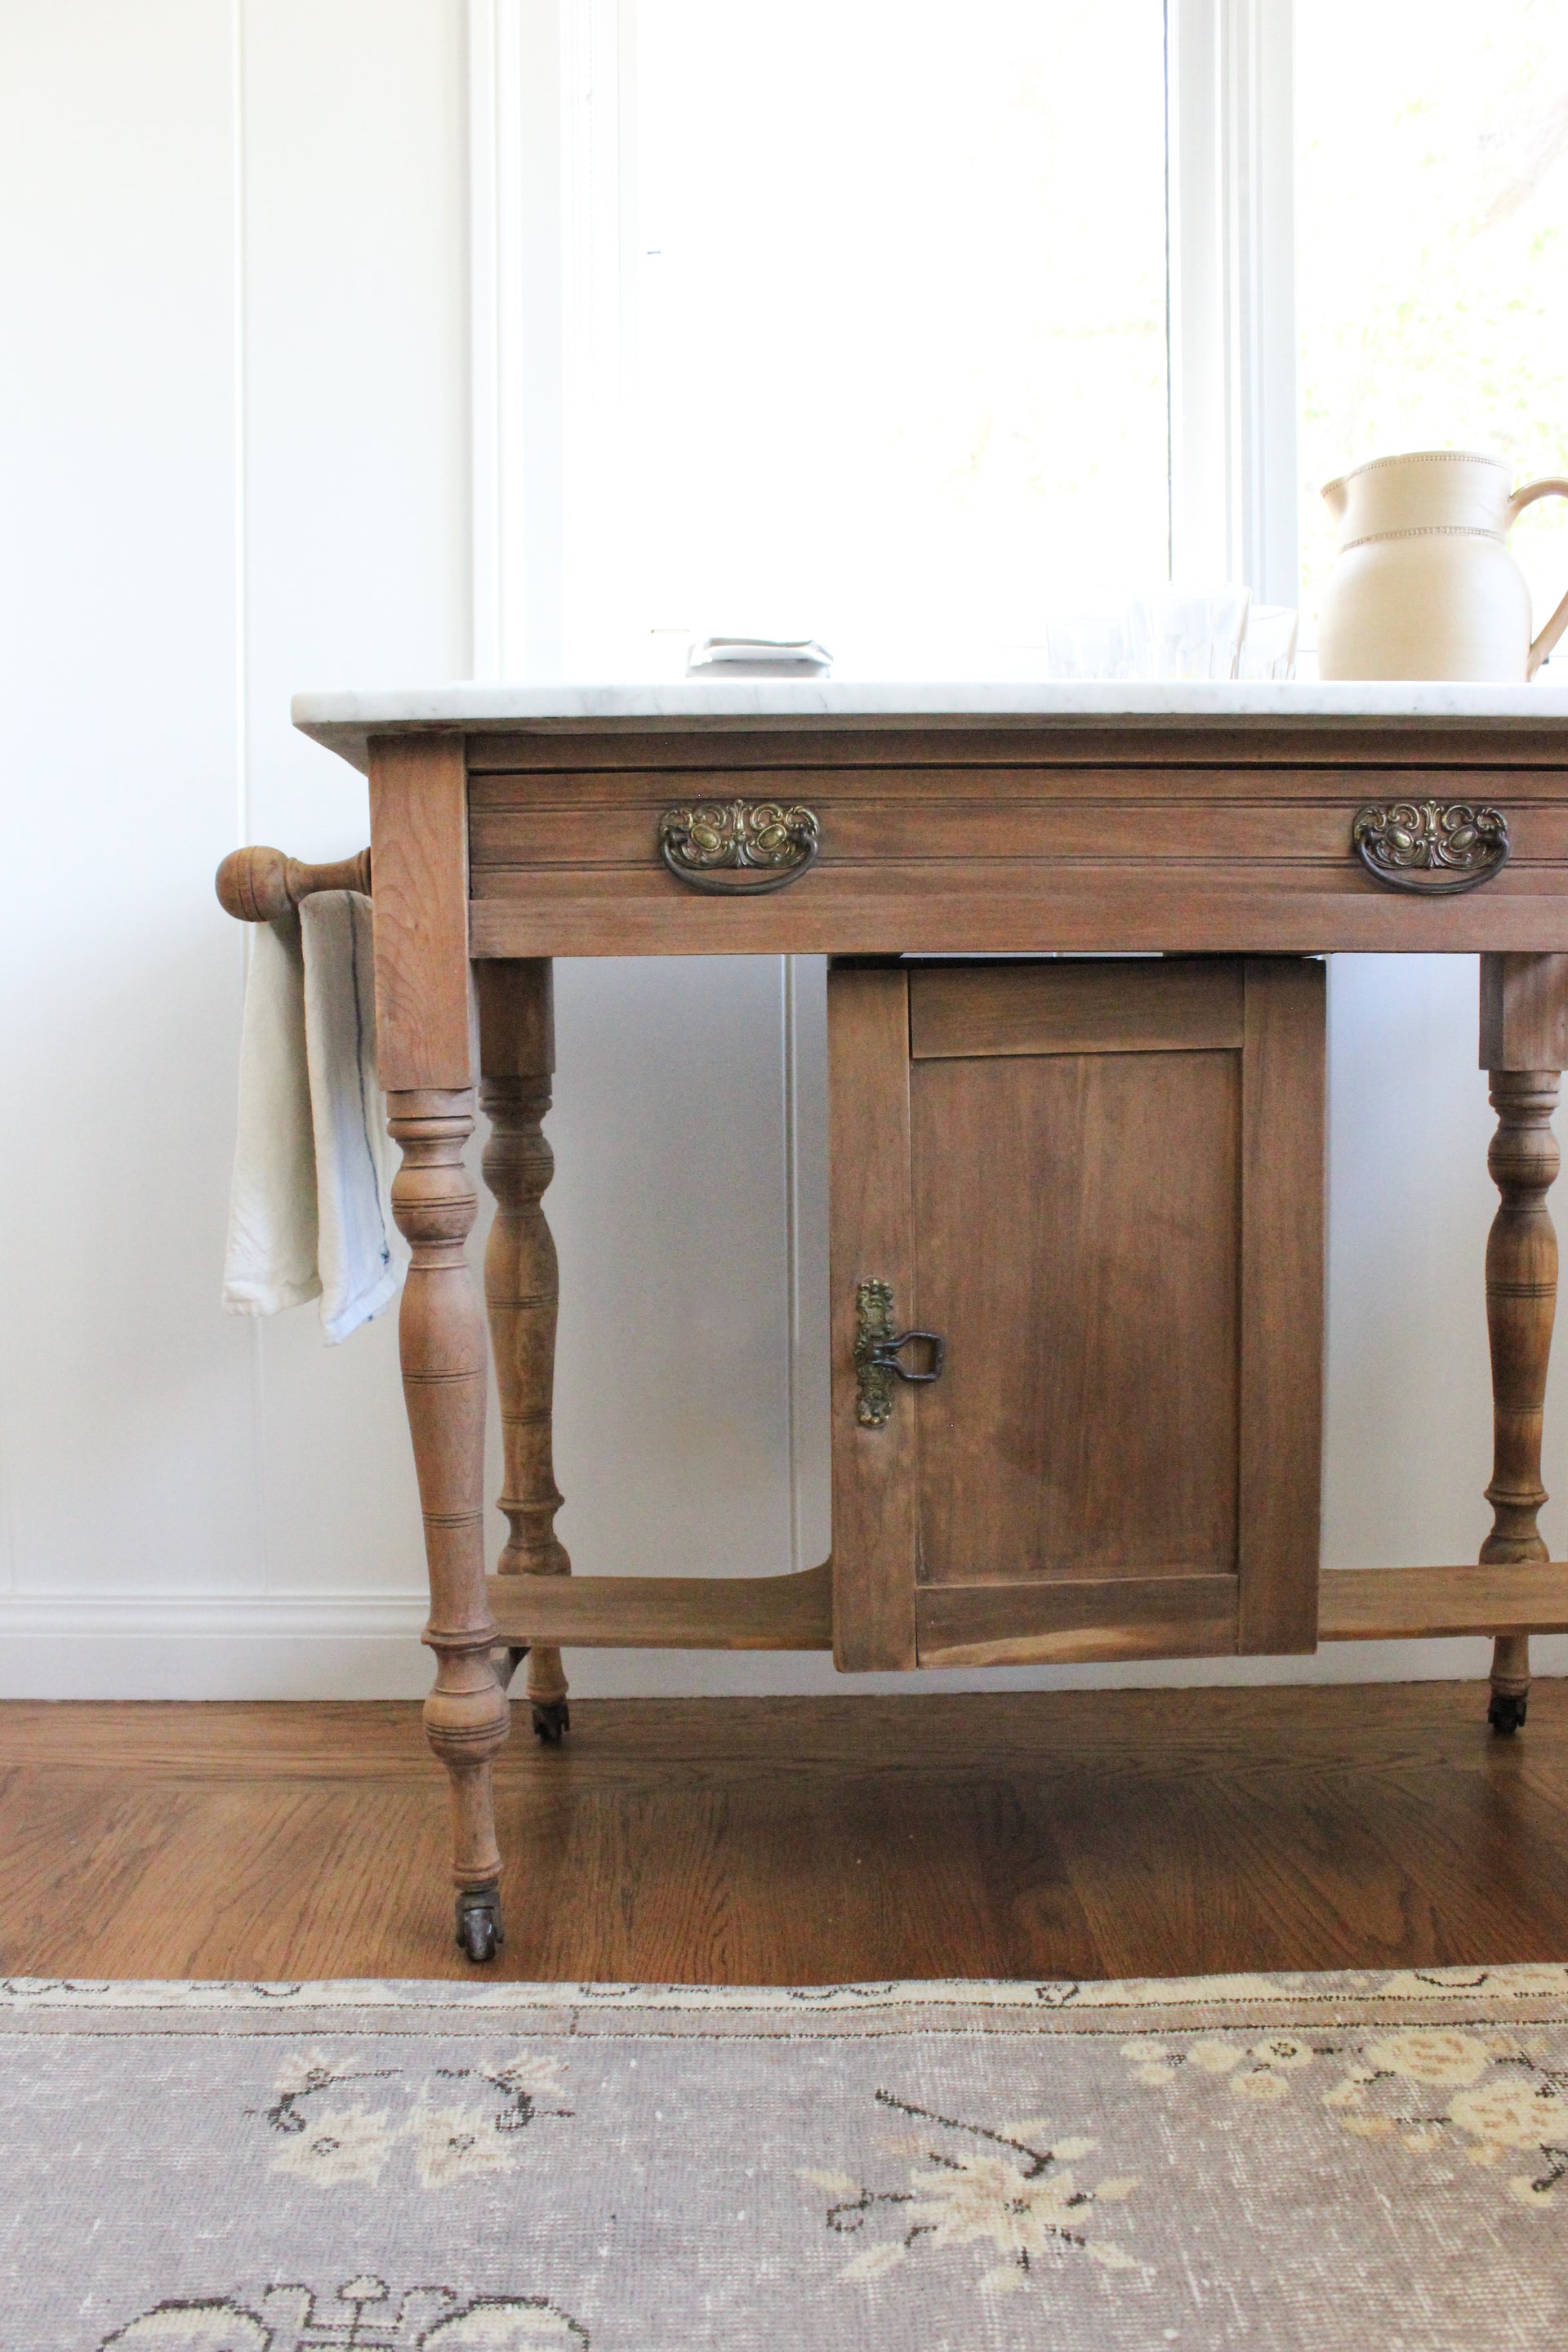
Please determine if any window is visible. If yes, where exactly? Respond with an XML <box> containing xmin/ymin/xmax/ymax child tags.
<box><xmin>1295</xmin><ymin>0</ymin><xmax>1568</xmax><ymax>636</ymax></box>
<box><xmin>632</xmin><ymin>0</ymin><xmax>1169</xmax><ymax>670</ymax></box>
<box><xmin>472</xmin><ymin>0</ymin><xmax>1563</xmax><ymax>679</ymax></box>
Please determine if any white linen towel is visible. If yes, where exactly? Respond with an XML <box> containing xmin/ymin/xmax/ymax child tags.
<box><xmin>222</xmin><ymin>891</ymin><xmax>407</xmax><ymax>1343</ymax></box>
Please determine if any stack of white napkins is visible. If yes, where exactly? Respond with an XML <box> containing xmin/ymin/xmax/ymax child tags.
<box><xmin>686</xmin><ymin>635</ymin><xmax>832</xmax><ymax>679</ymax></box>
<box><xmin>222</xmin><ymin>892</ymin><xmax>407</xmax><ymax>1344</ymax></box>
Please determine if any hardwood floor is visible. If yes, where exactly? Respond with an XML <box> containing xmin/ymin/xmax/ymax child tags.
<box><xmin>2</xmin><ymin>1682</ymin><xmax>1566</xmax><ymax>1984</ymax></box>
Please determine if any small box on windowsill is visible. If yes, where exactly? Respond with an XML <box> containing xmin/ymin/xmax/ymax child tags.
<box><xmin>685</xmin><ymin>635</ymin><xmax>832</xmax><ymax>679</ymax></box>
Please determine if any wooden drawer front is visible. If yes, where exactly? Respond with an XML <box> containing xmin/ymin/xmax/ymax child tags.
<box><xmin>469</xmin><ymin>759</ymin><xmax>1568</xmax><ymax>957</ymax></box>
<box><xmin>828</xmin><ymin>957</ymin><xmax>1324</xmax><ymax>1671</ymax></box>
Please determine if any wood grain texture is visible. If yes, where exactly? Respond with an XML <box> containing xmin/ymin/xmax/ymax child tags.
<box><xmin>910</xmin><ymin>957</ymin><xmax>1245</xmax><ymax>1059</ymax></box>
<box><xmin>1236</xmin><ymin>960</ymin><xmax>1325</xmax><ymax>1655</ymax></box>
<box><xmin>1479</xmin><ymin>955</ymin><xmax>1568</xmax><ymax>1725</ymax></box>
<box><xmin>467</xmin><ymin>758</ymin><xmax>1568</xmax><ymax>808</ymax></box>
<box><xmin>479</xmin><ymin>960</ymin><xmax>569</xmax><ymax>1718</ymax></box>
<box><xmin>831</xmin><ymin>956</ymin><xmax>1321</xmax><ymax>1667</ymax></box>
<box><xmin>1320</xmin><ymin>1563</ymin><xmax>1568</xmax><ymax>1638</ymax></box>
<box><xmin>915</xmin><ymin>1575</ymin><xmax>1239</xmax><ymax>1666</ymax></box>
<box><xmin>1480</xmin><ymin>1060</ymin><xmax>1562</xmax><ymax>1722</ymax></box>
<box><xmin>1480</xmin><ymin>1068</ymin><xmax>1561</xmax><ymax>1575</ymax></box>
<box><xmin>468</xmin><ymin>873</ymin><xmax>1568</xmax><ymax>962</ymax></box>
<box><xmin>466</xmin><ymin>734</ymin><xmax>1568</xmax><ymax>959</ymax></box>
<box><xmin>910</xmin><ymin>1039</ymin><xmax>1242</xmax><ymax>1586</ymax></box>
<box><xmin>1480</xmin><ymin>952</ymin><xmax>1568</xmax><ymax>1071</ymax></box>
<box><xmin>369</xmin><ymin>731</ymin><xmax>472</xmax><ymax>1090</ymax></box>
<box><xmin>486</xmin><ymin>1562</ymin><xmax>833</xmax><ymax>1650</ymax></box>
<box><xmin>471</xmin><ymin>793</ymin><xmax>1568</xmax><ymax>870</ymax></box>
<box><xmin>215</xmin><ymin>844</ymin><xmax>371</xmax><ymax>922</ymax></box>
<box><xmin>387</xmin><ymin>1087</ymin><xmax>506</xmax><ymax>1897</ymax></box>
<box><xmin>826</xmin><ymin>965</ymin><xmax>918</xmax><ymax>1671</ymax></box>
<box><xmin>7</xmin><ymin>1683</ymin><xmax>1568</xmax><ymax>1982</ymax></box>
<box><xmin>463</xmin><ymin>721</ymin><xmax>1568</xmax><ymax>773</ymax></box>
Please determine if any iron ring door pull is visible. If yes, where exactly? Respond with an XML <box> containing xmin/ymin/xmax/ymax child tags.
<box><xmin>659</xmin><ymin>800</ymin><xmax>820</xmax><ymax>893</ymax></box>
<box><xmin>868</xmin><ymin>1330</ymin><xmax>947</xmax><ymax>1383</ymax></box>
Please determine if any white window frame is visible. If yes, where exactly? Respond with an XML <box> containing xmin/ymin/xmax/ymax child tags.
<box><xmin>468</xmin><ymin>0</ymin><xmax>1299</xmax><ymax>681</ymax></box>
<box><xmin>1169</xmin><ymin>0</ymin><xmax>1298</xmax><ymax>604</ymax></box>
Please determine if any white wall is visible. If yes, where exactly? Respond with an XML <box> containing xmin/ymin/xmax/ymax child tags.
<box><xmin>1</xmin><ymin>1</ymin><xmax>1561</xmax><ymax>1701</ymax></box>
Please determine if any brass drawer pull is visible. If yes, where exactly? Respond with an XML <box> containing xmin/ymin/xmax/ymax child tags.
<box><xmin>854</xmin><ymin>1277</ymin><xmax>946</xmax><ymax>1428</ymax></box>
<box><xmin>1352</xmin><ymin>800</ymin><xmax>1511</xmax><ymax>894</ymax></box>
<box><xmin>659</xmin><ymin>799</ymin><xmax>819</xmax><ymax>893</ymax></box>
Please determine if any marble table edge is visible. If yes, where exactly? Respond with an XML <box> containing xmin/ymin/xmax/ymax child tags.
<box><xmin>291</xmin><ymin>679</ymin><xmax>1568</xmax><ymax>773</ymax></box>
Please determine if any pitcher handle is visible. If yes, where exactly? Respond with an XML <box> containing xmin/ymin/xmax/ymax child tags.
<box><xmin>1505</xmin><ymin>478</ymin><xmax>1568</xmax><ymax>678</ymax></box>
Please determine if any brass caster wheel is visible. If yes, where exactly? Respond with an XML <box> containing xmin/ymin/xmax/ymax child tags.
<box><xmin>456</xmin><ymin>1883</ymin><xmax>504</xmax><ymax>1963</ymax></box>
<box><xmin>532</xmin><ymin>1699</ymin><xmax>571</xmax><ymax>1745</ymax></box>
<box><xmin>1489</xmin><ymin>1690</ymin><xmax>1529</xmax><ymax>1735</ymax></box>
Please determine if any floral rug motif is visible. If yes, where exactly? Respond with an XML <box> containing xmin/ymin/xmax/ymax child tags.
<box><xmin>5</xmin><ymin>1967</ymin><xmax>1568</xmax><ymax>2348</ymax></box>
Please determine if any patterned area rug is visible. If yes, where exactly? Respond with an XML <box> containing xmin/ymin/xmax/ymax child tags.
<box><xmin>6</xmin><ymin>1968</ymin><xmax>1568</xmax><ymax>2350</ymax></box>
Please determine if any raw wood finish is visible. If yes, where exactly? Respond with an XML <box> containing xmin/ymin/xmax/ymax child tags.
<box><xmin>470</xmin><ymin>786</ymin><xmax>1568</xmax><ymax>874</ymax></box>
<box><xmin>473</xmin><ymin>1557</ymin><xmax>1568</xmax><ymax>1652</ymax></box>
<box><xmin>369</xmin><ymin>732</ymin><xmax>472</xmax><ymax>1091</ymax></box>
<box><xmin>388</xmin><ymin>1087</ymin><xmax>507</xmax><ymax>1897</ymax></box>
<box><xmin>463</xmin><ymin>719</ymin><xmax>1568</xmax><ymax>773</ymax></box>
<box><xmin>840</xmin><ymin>957</ymin><xmax>1321</xmax><ymax>1665</ymax></box>
<box><xmin>215</xmin><ymin>844</ymin><xmax>372</xmax><ymax>922</ymax></box>
<box><xmin>1481</xmin><ymin>1065</ymin><xmax>1562</xmax><ymax>1720</ymax></box>
<box><xmin>1320</xmin><ymin>1562</ymin><xmax>1568</xmax><ymax>1640</ymax></box>
<box><xmin>470</xmin><ymin>883</ymin><xmax>1568</xmax><ymax>962</ymax></box>
<box><xmin>478</xmin><ymin>960</ymin><xmax>570</xmax><ymax>1719</ymax></box>
<box><xmin>1480</xmin><ymin>1068</ymin><xmax>1561</xmax><ymax>1573</ymax></box>
<box><xmin>1479</xmin><ymin>951</ymin><xmax>1568</xmax><ymax>1071</ymax></box>
<box><xmin>915</xmin><ymin>1575</ymin><xmax>1240</xmax><ymax>1667</ymax></box>
<box><xmin>1237</xmin><ymin>960</ymin><xmax>1325</xmax><ymax>1654</ymax></box>
<box><xmin>908</xmin><ymin>1016</ymin><xmax>1243</xmax><ymax>1592</ymax></box>
<box><xmin>827</xmin><ymin>966</ymin><xmax>918</xmax><ymax>1671</ymax></box>
<box><xmin>910</xmin><ymin>956</ymin><xmax>1245</xmax><ymax>1060</ymax></box>
<box><xmin>486</xmin><ymin>1561</ymin><xmax>833</xmax><ymax>1650</ymax></box>
<box><xmin>1480</xmin><ymin>952</ymin><xmax>1568</xmax><ymax>1723</ymax></box>
<box><xmin>9</xmin><ymin>1683</ymin><xmax>1568</xmax><ymax>1983</ymax></box>
<box><xmin>466</xmin><ymin>740</ymin><xmax>1568</xmax><ymax>959</ymax></box>
<box><xmin>471</xmin><ymin>1559</ymin><xmax>1568</xmax><ymax>1652</ymax></box>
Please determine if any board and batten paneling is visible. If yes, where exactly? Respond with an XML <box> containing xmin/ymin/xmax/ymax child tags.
<box><xmin>0</xmin><ymin>1</ymin><xmax>1562</xmax><ymax>1697</ymax></box>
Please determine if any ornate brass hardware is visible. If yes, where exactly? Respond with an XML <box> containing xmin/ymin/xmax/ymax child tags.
<box><xmin>659</xmin><ymin>799</ymin><xmax>820</xmax><ymax>893</ymax></box>
<box><xmin>854</xmin><ymin>1277</ymin><xmax>946</xmax><ymax>1428</ymax></box>
<box><xmin>1351</xmin><ymin>800</ymin><xmax>1511</xmax><ymax>895</ymax></box>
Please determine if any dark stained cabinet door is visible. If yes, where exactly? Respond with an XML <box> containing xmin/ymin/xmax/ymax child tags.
<box><xmin>828</xmin><ymin>958</ymin><xmax>1325</xmax><ymax>1673</ymax></box>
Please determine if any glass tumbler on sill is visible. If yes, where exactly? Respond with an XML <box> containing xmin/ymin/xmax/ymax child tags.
<box><xmin>1130</xmin><ymin>585</ymin><xmax>1251</xmax><ymax>679</ymax></box>
<box><xmin>1045</xmin><ymin>605</ymin><xmax>1134</xmax><ymax>680</ymax></box>
<box><xmin>1237</xmin><ymin>604</ymin><xmax>1300</xmax><ymax>680</ymax></box>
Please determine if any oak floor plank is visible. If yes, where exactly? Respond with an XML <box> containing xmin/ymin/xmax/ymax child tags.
<box><xmin>0</xmin><ymin>1685</ymin><xmax>1565</xmax><ymax>1983</ymax></box>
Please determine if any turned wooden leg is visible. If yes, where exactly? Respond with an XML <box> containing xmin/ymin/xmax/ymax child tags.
<box><xmin>1478</xmin><ymin>956</ymin><xmax>1568</xmax><ymax>1735</ymax></box>
<box><xmin>389</xmin><ymin>1087</ymin><xmax>510</xmax><ymax>1957</ymax></box>
<box><xmin>1480</xmin><ymin>1067</ymin><xmax>1560</xmax><ymax>1731</ymax></box>
<box><xmin>478</xmin><ymin>962</ymin><xmax>572</xmax><ymax>1745</ymax></box>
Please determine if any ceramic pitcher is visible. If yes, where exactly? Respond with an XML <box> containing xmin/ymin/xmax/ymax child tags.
<box><xmin>1317</xmin><ymin>450</ymin><xmax>1568</xmax><ymax>681</ymax></box>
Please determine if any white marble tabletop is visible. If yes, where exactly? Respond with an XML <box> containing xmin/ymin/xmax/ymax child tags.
<box><xmin>293</xmin><ymin>679</ymin><xmax>1568</xmax><ymax>774</ymax></box>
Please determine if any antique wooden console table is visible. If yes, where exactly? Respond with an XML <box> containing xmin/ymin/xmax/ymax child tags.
<box><xmin>218</xmin><ymin>682</ymin><xmax>1568</xmax><ymax>1961</ymax></box>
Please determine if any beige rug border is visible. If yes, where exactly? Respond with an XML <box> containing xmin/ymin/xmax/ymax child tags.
<box><xmin>5</xmin><ymin>1962</ymin><xmax>1568</xmax><ymax>2030</ymax></box>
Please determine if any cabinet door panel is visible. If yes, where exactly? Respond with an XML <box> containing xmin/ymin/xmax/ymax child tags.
<box><xmin>911</xmin><ymin>1046</ymin><xmax>1241</xmax><ymax>1585</ymax></box>
<box><xmin>826</xmin><ymin>954</ymin><xmax>1321</xmax><ymax>1669</ymax></box>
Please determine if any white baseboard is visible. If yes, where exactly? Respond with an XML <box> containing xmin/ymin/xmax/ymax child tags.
<box><xmin>2</xmin><ymin>1594</ymin><xmax>1565</xmax><ymax>1702</ymax></box>
<box><xmin>0</xmin><ymin>1595</ymin><xmax>433</xmax><ymax>1699</ymax></box>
